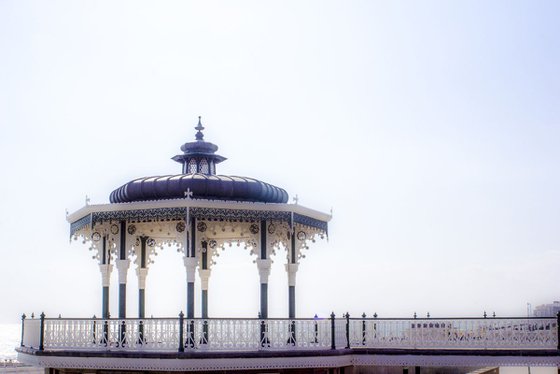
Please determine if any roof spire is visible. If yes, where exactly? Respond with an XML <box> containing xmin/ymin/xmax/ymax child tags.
<box><xmin>195</xmin><ymin>116</ymin><xmax>205</xmax><ymax>141</ymax></box>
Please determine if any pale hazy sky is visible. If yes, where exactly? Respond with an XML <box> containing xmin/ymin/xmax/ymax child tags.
<box><xmin>0</xmin><ymin>0</ymin><xmax>559</xmax><ymax>323</ymax></box>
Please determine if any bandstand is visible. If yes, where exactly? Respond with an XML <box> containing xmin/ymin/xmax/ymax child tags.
<box><xmin>16</xmin><ymin>118</ymin><xmax>560</xmax><ymax>374</ymax></box>
<box><xmin>68</xmin><ymin>116</ymin><xmax>329</xmax><ymax>330</ymax></box>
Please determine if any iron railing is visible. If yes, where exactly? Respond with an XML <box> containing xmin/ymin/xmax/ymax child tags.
<box><xmin>20</xmin><ymin>313</ymin><xmax>559</xmax><ymax>352</ymax></box>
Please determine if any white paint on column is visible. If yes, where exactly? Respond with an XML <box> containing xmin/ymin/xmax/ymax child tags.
<box><xmin>199</xmin><ymin>269</ymin><xmax>211</xmax><ymax>290</ymax></box>
<box><xmin>256</xmin><ymin>258</ymin><xmax>272</xmax><ymax>283</ymax></box>
<box><xmin>183</xmin><ymin>257</ymin><xmax>198</xmax><ymax>283</ymax></box>
<box><xmin>115</xmin><ymin>259</ymin><xmax>130</xmax><ymax>284</ymax></box>
<box><xmin>99</xmin><ymin>264</ymin><xmax>113</xmax><ymax>287</ymax></box>
<box><xmin>136</xmin><ymin>268</ymin><xmax>148</xmax><ymax>290</ymax></box>
<box><xmin>285</xmin><ymin>263</ymin><xmax>299</xmax><ymax>287</ymax></box>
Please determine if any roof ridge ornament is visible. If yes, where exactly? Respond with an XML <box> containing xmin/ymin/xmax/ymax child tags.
<box><xmin>195</xmin><ymin>116</ymin><xmax>205</xmax><ymax>141</ymax></box>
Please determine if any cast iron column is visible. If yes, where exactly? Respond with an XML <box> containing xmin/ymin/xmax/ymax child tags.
<box><xmin>199</xmin><ymin>240</ymin><xmax>211</xmax><ymax>344</ymax></box>
<box><xmin>137</xmin><ymin>236</ymin><xmax>149</xmax><ymax>319</ymax></box>
<box><xmin>286</xmin><ymin>229</ymin><xmax>299</xmax><ymax>344</ymax></box>
<box><xmin>256</xmin><ymin>220</ymin><xmax>271</xmax><ymax>346</ymax></box>
<box><xmin>98</xmin><ymin>236</ymin><xmax>112</xmax><ymax>320</ymax></box>
<box><xmin>183</xmin><ymin>217</ymin><xmax>198</xmax><ymax>348</ymax></box>
<box><xmin>116</xmin><ymin>221</ymin><xmax>130</xmax><ymax>319</ymax></box>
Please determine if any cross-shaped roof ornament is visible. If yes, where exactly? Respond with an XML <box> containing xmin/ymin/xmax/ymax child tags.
<box><xmin>293</xmin><ymin>194</ymin><xmax>299</xmax><ymax>205</ymax></box>
<box><xmin>85</xmin><ymin>195</ymin><xmax>90</xmax><ymax>206</ymax></box>
<box><xmin>184</xmin><ymin>188</ymin><xmax>193</xmax><ymax>200</ymax></box>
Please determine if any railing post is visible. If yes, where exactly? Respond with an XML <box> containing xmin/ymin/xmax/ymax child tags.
<box><xmin>92</xmin><ymin>315</ymin><xmax>97</xmax><ymax>344</ymax></box>
<box><xmin>119</xmin><ymin>320</ymin><xmax>126</xmax><ymax>348</ymax></box>
<box><xmin>39</xmin><ymin>312</ymin><xmax>45</xmax><ymax>351</ymax></box>
<box><xmin>202</xmin><ymin>319</ymin><xmax>208</xmax><ymax>345</ymax></box>
<box><xmin>178</xmin><ymin>311</ymin><xmax>184</xmax><ymax>353</ymax></box>
<box><xmin>139</xmin><ymin>320</ymin><xmax>144</xmax><ymax>345</ymax></box>
<box><xmin>313</xmin><ymin>314</ymin><xmax>319</xmax><ymax>344</ymax></box>
<box><xmin>362</xmin><ymin>313</ymin><xmax>366</xmax><ymax>346</ymax></box>
<box><xmin>103</xmin><ymin>319</ymin><xmax>109</xmax><ymax>346</ymax></box>
<box><xmin>345</xmin><ymin>312</ymin><xmax>350</xmax><ymax>349</ymax></box>
<box><xmin>20</xmin><ymin>314</ymin><xmax>26</xmax><ymax>347</ymax></box>
<box><xmin>330</xmin><ymin>312</ymin><xmax>336</xmax><ymax>349</ymax></box>
<box><xmin>557</xmin><ymin>312</ymin><xmax>560</xmax><ymax>351</ymax></box>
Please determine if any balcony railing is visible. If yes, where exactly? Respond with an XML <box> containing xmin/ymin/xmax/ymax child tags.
<box><xmin>19</xmin><ymin>314</ymin><xmax>559</xmax><ymax>353</ymax></box>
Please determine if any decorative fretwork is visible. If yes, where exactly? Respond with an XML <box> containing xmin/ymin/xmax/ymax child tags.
<box><xmin>294</xmin><ymin>213</ymin><xmax>328</xmax><ymax>235</ymax></box>
<box><xmin>128</xmin><ymin>221</ymin><xmax>185</xmax><ymax>267</ymax></box>
<box><xmin>71</xmin><ymin>208</ymin><xmax>328</xmax><ymax>237</ymax></box>
<box><xmin>190</xmin><ymin>207</ymin><xmax>291</xmax><ymax>223</ymax></box>
<box><xmin>266</xmin><ymin>220</ymin><xmax>291</xmax><ymax>258</ymax></box>
<box><xmin>197</xmin><ymin>220</ymin><xmax>260</xmax><ymax>266</ymax></box>
<box><xmin>70</xmin><ymin>214</ymin><xmax>92</xmax><ymax>236</ymax></box>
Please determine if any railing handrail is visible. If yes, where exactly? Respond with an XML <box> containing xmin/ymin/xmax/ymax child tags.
<box><xmin>41</xmin><ymin>317</ymin><xmax>330</xmax><ymax>321</ymax></box>
<box><xmin>348</xmin><ymin>317</ymin><xmax>557</xmax><ymax>321</ymax></box>
<box><xmin>37</xmin><ymin>316</ymin><xmax>557</xmax><ymax>321</ymax></box>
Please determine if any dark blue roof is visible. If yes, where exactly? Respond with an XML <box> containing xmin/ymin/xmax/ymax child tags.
<box><xmin>109</xmin><ymin>117</ymin><xmax>289</xmax><ymax>204</ymax></box>
<box><xmin>110</xmin><ymin>174</ymin><xmax>289</xmax><ymax>204</ymax></box>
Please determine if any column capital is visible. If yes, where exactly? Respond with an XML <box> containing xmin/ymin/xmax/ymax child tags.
<box><xmin>256</xmin><ymin>258</ymin><xmax>272</xmax><ymax>283</ymax></box>
<box><xmin>285</xmin><ymin>263</ymin><xmax>299</xmax><ymax>287</ymax></box>
<box><xmin>199</xmin><ymin>269</ymin><xmax>211</xmax><ymax>290</ymax></box>
<box><xmin>183</xmin><ymin>257</ymin><xmax>198</xmax><ymax>283</ymax></box>
<box><xmin>99</xmin><ymin>264</ymin><xmax>113</xmax><ymax>287</ymax></box>
<box><xmin>136</xmin><ymin>268</ymin><xmax>149</xmax><ymax>290</ymax></box>
<box><xmin>115</xmin><ymin>259</ymin><xmax>130</xmax><ymax>284</ymax></box>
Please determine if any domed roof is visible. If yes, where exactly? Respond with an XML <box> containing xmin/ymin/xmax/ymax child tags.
<box><xmin>110</xmin><ymin>174</ymin><xmax>288</xmax><ymax>204</ymax></box>
<box><xmin>109</xmin><ymin>117</ymin><xmax>289</xmax><ymax>204</ymax></box>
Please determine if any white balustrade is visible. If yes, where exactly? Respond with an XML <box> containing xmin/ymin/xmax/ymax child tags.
<box><xmin>21</xmin><ymin>316</ymin><xmax>558</xmax><ymax>352</ymax></box>
<box><xmin>349</xmin><ymin>318</ymin><xmax>558</xmax><ymax>350</ymax></box>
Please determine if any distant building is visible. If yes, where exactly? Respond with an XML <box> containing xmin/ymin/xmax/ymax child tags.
<box><xmin>533</xmin><ymin>301</ymin><xmax>560</xmax><ymax>317</ymax></box>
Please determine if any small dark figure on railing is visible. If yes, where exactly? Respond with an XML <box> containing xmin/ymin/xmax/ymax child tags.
<box><xmin>373</xmin><ymin>312</ymin><xmax>378</xmax><ymax>318</ymax></box>
<box><xmin>484</xmin><ymin>311</ymin><xmax>487</xmax><ymax>318</ymax></box>
<box><xmin>413</xmin><ymin>312</ymin><xmax>417</xmax><ymax>319</ymax></box>
<box><xmin>427</xmin><ymin>312</ymin><xmax>430</xmax><ymax>318</ymax></box>
<box><xmin>31</xmin><ymin>313</ymin><xmax>34</xmax><ymax>319</ymax></box>
<box><xmin>493</xmin><ymin>312</ymin><xmax>496</xmax><ymax>318</ymax></box>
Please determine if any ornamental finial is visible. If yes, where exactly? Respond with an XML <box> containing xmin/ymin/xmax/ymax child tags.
<box><xmin>195</xmin><ymin>116</ymin><xmax>205</xmax><ymax>141</ymax></box>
